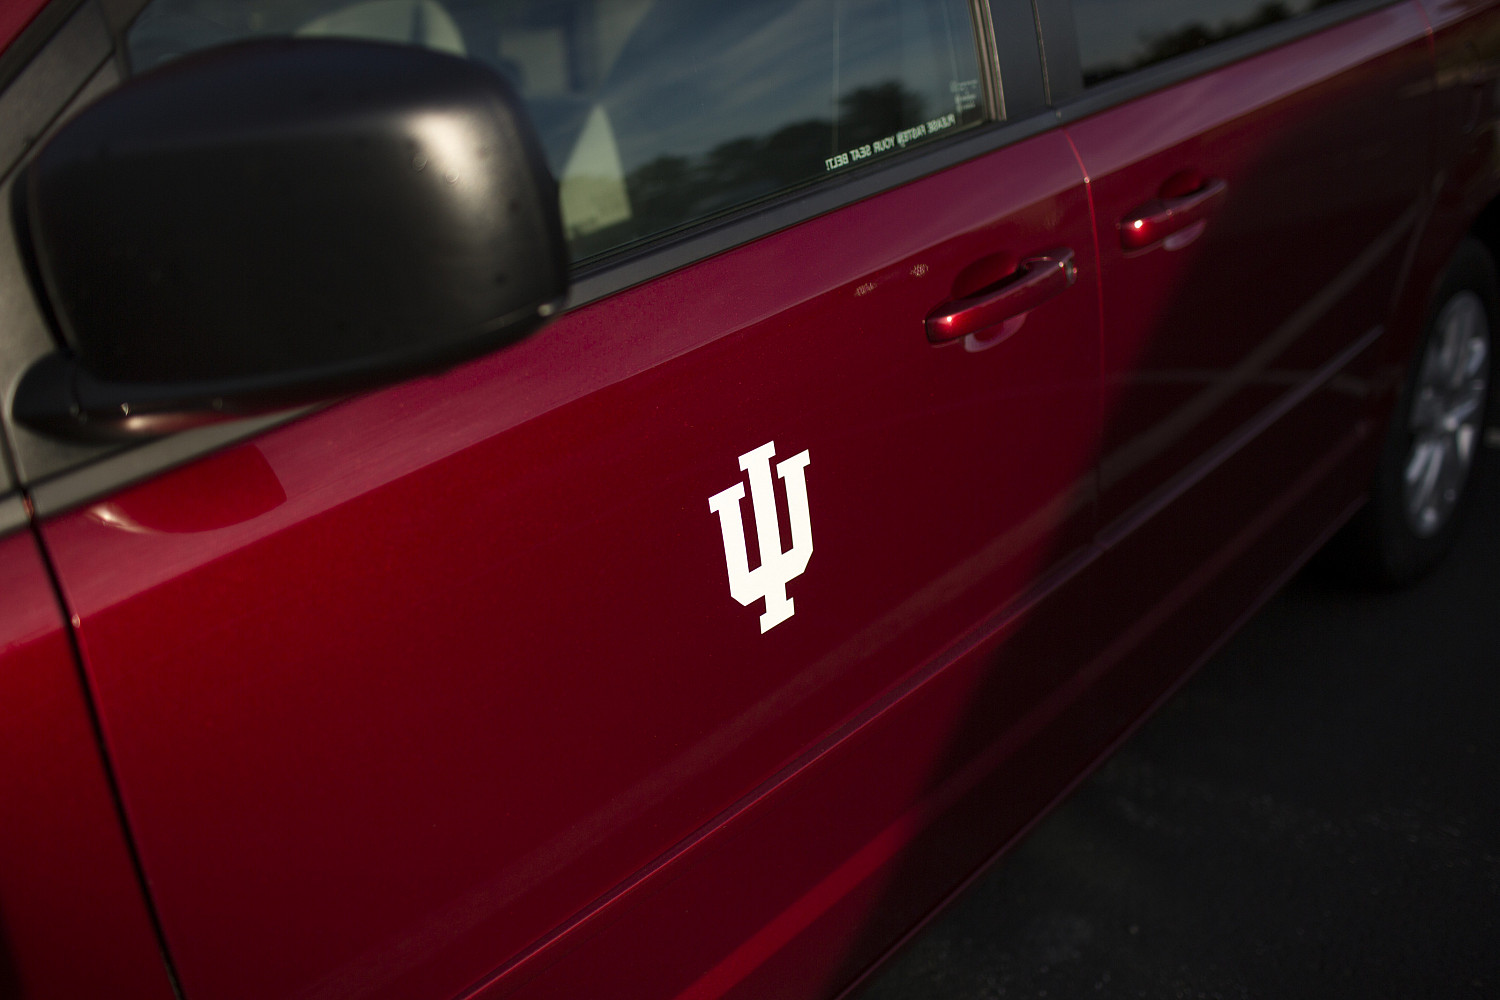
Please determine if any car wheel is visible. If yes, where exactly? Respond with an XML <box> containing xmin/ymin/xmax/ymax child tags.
<box><xmin>1340</xmin><ymin>238</ymin><xmax>1495</xmax><ymax>585</ymax></box>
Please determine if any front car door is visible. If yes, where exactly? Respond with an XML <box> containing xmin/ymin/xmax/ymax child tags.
<box><xmin>2</xmin><ymin>2</ymin><xmax>1106</xmax><ymax>998</ymax></box>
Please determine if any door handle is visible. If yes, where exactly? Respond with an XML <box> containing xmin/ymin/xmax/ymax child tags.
<box><xmin>1119</xmin><ymin>177</ymin><xmax>1228</xmax><ymax>251</ymax></box>
<box><xmin>926</xmin><ymin>248</ymin><xmax>1077</xmax><ymax>343</ymax></box>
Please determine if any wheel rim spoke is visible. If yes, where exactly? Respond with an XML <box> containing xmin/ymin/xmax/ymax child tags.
<box><xmin>1410</xmin><ymin>387</ymin><xmax>1442</xmax><ymax>431</ymax></box>
<box><xmin>1434</xmin><ymin>435</ymin><xmax>1463</xmax><ymax>508</ymax></box>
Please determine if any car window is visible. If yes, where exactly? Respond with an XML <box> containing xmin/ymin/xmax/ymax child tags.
<box><xmin>126</xmin><ymin>0</ymin><xmax>988</xmax><ymax>261</ymax></box>
<box><xmin>1075</xmin><ymin>0</ymin><xmax>1353</xmax><ymax>87</ymax></box>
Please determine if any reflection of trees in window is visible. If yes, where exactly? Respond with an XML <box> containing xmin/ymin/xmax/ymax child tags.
<box><xmin>1083</xmin><ymin>0</ymin><xmax>1349</xmax><ymax>87</ymax></box>
<box><xmin>838</xmin><ymin>81</ymin><xmax>926</xmax><ymax>149</ymax></box>
<box><xmin>572</xmin><ymin>83</ymin><xmax>930</xmax><ymax>259</ymax></box>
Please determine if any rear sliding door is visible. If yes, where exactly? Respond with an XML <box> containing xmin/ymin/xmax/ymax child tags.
<box><xmin>1061</xmin><ymin>0</ymin><xmax>1432</xmax><ymax>717</ymax></box>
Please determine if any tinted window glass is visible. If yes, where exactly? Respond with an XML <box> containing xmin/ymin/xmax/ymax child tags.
<box><xmin>127</xmin><ymin>0</ymin><xmax>987</xmax><ymax>261</ymax></box>
<box><xmin>1076</xmin><ymin>0</ymin><xmax>1350</xmax><ymax>87</ymax></box>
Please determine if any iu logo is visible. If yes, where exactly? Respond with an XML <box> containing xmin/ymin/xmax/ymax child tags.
<box><xmin>707</xmin><ymin>441</ymin><xmax>813</xmax><ymax>633</ymax></box>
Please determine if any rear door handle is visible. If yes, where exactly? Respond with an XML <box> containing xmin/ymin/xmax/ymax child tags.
<box><xmin>926</xmin><ymin>248</ymin><xmax>1077</xmax><ymax>343</ymax></box>
<box><xmin>1119</xmin><ymin>177</ymin><xmax>1228</xmax><ymax>251</ymax></box>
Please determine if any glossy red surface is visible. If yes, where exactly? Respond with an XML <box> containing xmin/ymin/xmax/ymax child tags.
<box><xmin>14</xmin><ymin>1</ymin><xmax>1500</xmax><ymax>998</ymax></box>
<box><xmin>1066</xmin><ymin>2</ymin><xmax>1433</xmax><ymax>536</ymax></box>
<box><xmin>42</xmin><ymin>129</ymin><xmax>1100</xmax><ymax>1000</ymax></box>
<box><xmin>924</xmin><ymin>248</ymin><xmax>1077</xmax><ymax>342</ymax></box>
<box><xmin>1116</xmin><ymin>177</ymin><xmax>1227</xmax><ymax>252</ymax></box>
<box><xmin>485</xmin><ymin>380</ymin><xmax>1375</xmax><ymax>1000</ymax></box>
<box><xmin>0</xmin><ymin>530</ymin><xmax>174</xmax><ymax>1000</ymax></box>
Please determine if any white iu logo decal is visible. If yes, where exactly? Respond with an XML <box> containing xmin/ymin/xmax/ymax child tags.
<box><xmin>707</xmin><ymin>441</ymin><xmax>813</xmax><ymax>633</ymax></box>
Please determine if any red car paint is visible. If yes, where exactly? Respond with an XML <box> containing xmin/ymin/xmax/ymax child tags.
<box><xmin>0</xmin><ymin>532</ymin><xmax>174</xmax><ymax>1000</ymax></box>
<box><xmin>41</xmin><ymin>128</ymin><xmax>1102</xmax><ymax>1000</ymax></box>
<box><xmin>2</xmin><ymin>1</ymin><xmax>1499</xmax><ymax>999</ymax></box>
<box><xmin>1075</xmin><ymin>4</ymin><xmax>1433</xmax><ymax>533</ymax></box>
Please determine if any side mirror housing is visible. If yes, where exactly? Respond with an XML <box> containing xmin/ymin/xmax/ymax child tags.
<box><xmin>14</xmin><ymin>38</ymin><xmax>567</xmax><ymax>439</ymax></box>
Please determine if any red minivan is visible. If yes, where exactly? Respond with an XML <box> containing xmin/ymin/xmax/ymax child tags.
<box><xmin>1</xmin><ymin>1</ymin><xmax>1495</xmax><ymax>997</ymax></box>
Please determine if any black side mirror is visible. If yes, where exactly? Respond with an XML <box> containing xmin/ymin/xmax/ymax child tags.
<box><xmin>13</xmin><ymin>38</ymin><xmax>567</xmax><ymax>440</ymax></box>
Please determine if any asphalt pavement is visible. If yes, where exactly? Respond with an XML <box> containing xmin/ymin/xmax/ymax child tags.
<box><xmin>852</xmin><ymin>430</ymin><xmax>1500</xmax><ymax>1000</ymax></box>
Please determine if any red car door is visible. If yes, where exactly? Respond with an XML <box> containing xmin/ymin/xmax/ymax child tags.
<box><xmin>0</xmin><ymin>523</ymin><xmax>174</xmax><ymax>1000</ymax></box>
<box><xmin>1058</xmin><ymin>0</ymin><xmax>1433</xmax><ymax>705</ymax></box>
<box><xmin>24</xmin><ymin>2</ymin><xmax>1103</xmax><ymax>998</ymax></box>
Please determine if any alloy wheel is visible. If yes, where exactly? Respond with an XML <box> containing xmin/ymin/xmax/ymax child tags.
<box><xmin>1404</xmin><ymin>290</ymin><xmax>1490</xmax><ymax>538</ymax></box>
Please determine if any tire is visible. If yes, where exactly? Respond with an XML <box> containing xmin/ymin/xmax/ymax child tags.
<box><xmin>1338</xmin><ymin>238</ymin><xmax>1496</xmax><ymax>586</ymax></box>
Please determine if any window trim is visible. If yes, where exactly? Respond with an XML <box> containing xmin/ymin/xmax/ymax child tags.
<box><xmin>992</xmin><ymin>0</ymin><xmax>1048</xmax><ymax>117</ymax></box>
<box><xmin>0</xmin><ymin>0</ymin><xmax>114</xmax><ymax>503</ymax></box>
<box><xmin>1030</xmin><ymin>0</ymin><xmax>1082</xmax><ymax>105</ymax></box>
<box><xmin>0</xmin><ymin>493</ymin><xmax>27</xmax><ymax>537</ymax></box>
<box><xmin>972</xmin><ymin>0</ymin><xmax>1006</xmax><ymax>118</ymax></box>
<box><xmin>0</xmin><ymin>0</ymin><xmax>89</xmax><ymax>92</ymax></box>
<box><xmin>0</xmin><ymin>2</ymin><xmax>109</xmax><ymax>212</ymax></box>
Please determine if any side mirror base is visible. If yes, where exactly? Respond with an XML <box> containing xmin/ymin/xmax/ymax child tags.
<box><xmin>13</xmin><ymin>295</ymin><xmax>561</xmax><ymax>441</ymax></box>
